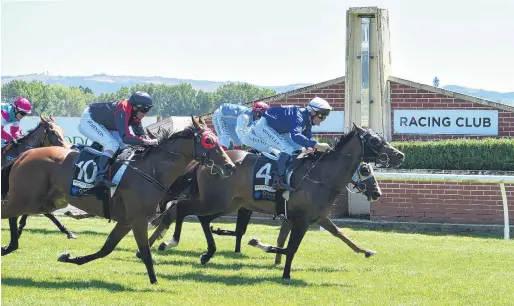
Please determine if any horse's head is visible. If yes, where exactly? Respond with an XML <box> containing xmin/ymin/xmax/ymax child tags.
<box><xmin>350</xmin><ymin>162</ymin><xmax>382</xmax><ymax>202</ymax></box>
<box><xmin>353</xmin><ymin>124</ymin><xmax>405</xmax><ymax>168</ymax></box>
<box><xmin>40</xmin><ymin>115</ymin><xmax>67</xmax><ymax>147</ymax></box>
<box><xmin>156</xmin><ymin>116</ymin><xmax>236</xmax><ymax>178</ymax></box>
<box><xmin>2</xmin><ymin>115</ymin><xmax>64</xmax><ymax>154</ymax></box>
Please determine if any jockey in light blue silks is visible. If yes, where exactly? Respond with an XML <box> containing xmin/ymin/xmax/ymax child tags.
<box><xmin>248</xmin><ymin>97</ymin><xmax>333</xmax><ymax>191</ymax></box>
<box><xmin>212</xmin><ymin>102</ymin><xmax>269</xmax><ymax>151</ymax></box>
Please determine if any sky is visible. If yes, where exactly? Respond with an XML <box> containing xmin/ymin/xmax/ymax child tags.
<box><xmin>1</xmin><ymin>0</ymin><xmax>513</xmax><ymax>92</ymax></box>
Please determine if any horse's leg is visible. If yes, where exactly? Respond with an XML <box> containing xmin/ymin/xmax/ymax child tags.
<box><xmin>147</xmin><ymin>203</ymin><xmax>178</xmax><ymax>248</ymax></box>
<box><xmin>17</xmin><ymin>215</ymin><xmax>28</xmax><ymax>237</ymax></box>
<box><xmin>64</xmin><ymin>211</ymin><xmax>96</xmax><ymax>219</ymax></box>
<box><xmin>158</xmin><ymin>212</ymin><xmax>185</xmax><ymax>251</ymax></box>
<box><xmin>1</xmin><ymin>217</ymin><xmax>20</xmax><ymax>256</ymax></box>
<box><xmin>247</xmin><ymin>218</ymin><xmax>308</xmax><ymax>279</ymax></box>
<box><xmin>132</xmin><ymin>219</ymin><xmax>158</xmax><ymax>284</ymax></box>
<box><xmin>274</xmin><ymin>220</ymin><xmax>292</xmax><ymax>265</ymax></box>
<box><xmin>317</xmin><ymin>217</ymin><xmax>376</xmax><ymax>258</ymax></box>
<box><xmin>58</xmin><ymin>222</ymin><xmax>130</xmax><ymax>265</ymax></box>
<box><xmin>281</xmin><ymin>220</ymin><xmax>309</xmax><ymax>279</ymax></box>
<box><xmin>198</xmin><ymin>214</ymin><xmax>222</xmax><ymax>265</ymax></box>
<box><xmin>234</xmin><ymin>208</ymin><xmax>253</xmax><ymax>253</ymax></box>
<box><xmin>44</xmin><ymin>213</ymin><xmax>77</xmax><ymax>239</ymax></box>
<box><xmin>137</xmin><ymin>211</ymin><xmax>182</xmax><ymax>259</ymax></box>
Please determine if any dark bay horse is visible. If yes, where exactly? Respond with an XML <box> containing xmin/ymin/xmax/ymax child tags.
<box><xmin>148</xmin><ymin>124</ymin><xmax>404</xmax><ymax>279</ymax></box>
<box><xmin>1</xmin><ymin>116</ymin><xmax>235</xmax><ymax>284</ymax></box>
<box><xmin>151</xmin><ymin>161</ymin><xmax>382</xmax><ymax>260</ymax></box>
<box><xmin>1</xmin><ymin>115</ymin><xmax>76</xmax><ymax>239</ymax></box>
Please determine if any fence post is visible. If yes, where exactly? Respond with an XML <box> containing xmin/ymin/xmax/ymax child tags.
<box><xmin>499</xmin><ymin>183</ymin><xmax>510</xmax><ymax>240</ymax></box>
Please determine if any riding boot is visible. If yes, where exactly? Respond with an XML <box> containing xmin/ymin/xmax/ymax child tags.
<box><xmin>94</xmin><ymin>155</ymin><xmax>117</xmax><ymax>188</ymax></box>
<box><xmin>275</xmin><ymin>152</ymin><xmax>294</xmax><ymax>192</ymax></box>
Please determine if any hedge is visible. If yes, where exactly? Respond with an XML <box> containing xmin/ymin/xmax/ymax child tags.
<box><xmin>316</xmin><ymin>137</ymin><xmax>514</xmax><ymax>171</ymax></box>
<box><xmin>390</xmin><ymin>138</ymin><xmax>514</xmax><ymax>171</ymax></box>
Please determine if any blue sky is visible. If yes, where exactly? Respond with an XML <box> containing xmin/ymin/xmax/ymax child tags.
<box><xmin>1</xmin><ymin>0</ymin><xmax>513</xmax><ymax>92</ymax></box>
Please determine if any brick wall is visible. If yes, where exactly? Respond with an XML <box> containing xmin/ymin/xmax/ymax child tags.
<box><xmin>372</xmin><ymin>181</ymin><xmax>514</xmax><ymax>224</ymax></box>
<box><xmin>390</xmin><ymin>82</ymin><xmax>514</xmax><ymax>141</ymax></box>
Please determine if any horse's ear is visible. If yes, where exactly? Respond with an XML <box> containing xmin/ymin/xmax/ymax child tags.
<box><xmin>49</xmin><ymin>115</ymin><xmax>55</xmax><ymax>122</ymax></box>
<box><xmin>198</xmin><ymin>116</ymin><xmax>207</xmax><ymax>126</ymax></box>
<box><xmin>191</xmin><ymin>115</ymin><xmax>199</xmax><ymax>127</ymax></box>
<box><xmin>146</xmin><ymin>127</ymin><xmax>155</xmax><ymax>139</ymax></box>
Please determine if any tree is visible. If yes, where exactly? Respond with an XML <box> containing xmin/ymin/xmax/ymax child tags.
<box><xmin>433</xmin><ymin>76</ymin><xmax>440</xmax><ymax>88</ymax></box>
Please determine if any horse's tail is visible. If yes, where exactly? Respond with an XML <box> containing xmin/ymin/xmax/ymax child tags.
<box><xmin>149</xmin><ymin>200</ymin><xmax>178</xmax><ymax>228</ymax></box>
<box><xmin>158</xmin><ymin>160</ymin><xmax>201</xmax><ymax>212</ymax></box>
<box><xmin>1</xmin><ymin>160</ymin><xmax>14</xmax><ymax>200</ymax></box>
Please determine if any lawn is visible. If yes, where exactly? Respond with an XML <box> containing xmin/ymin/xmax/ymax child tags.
<box><xmin>2</xmin><ymin>216</ymin><xmax>513</xmax><ymax>305</ymax></box>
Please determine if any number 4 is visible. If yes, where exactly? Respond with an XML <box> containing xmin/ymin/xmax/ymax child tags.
<box><xmin>256</xmin><ymin>163</ymin><xmax>272</xmax><ymax>186</ymax></box>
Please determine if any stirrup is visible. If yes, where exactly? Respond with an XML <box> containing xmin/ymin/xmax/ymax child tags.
<box><xmin>94</xmin><ymin>175</ymin><xmax>117</xmax><ymax>188</ymax></box>
<box><xmin>277</xmin><ymin>177</ymin><xmax>294</xmax><ymax>192</ymax></box>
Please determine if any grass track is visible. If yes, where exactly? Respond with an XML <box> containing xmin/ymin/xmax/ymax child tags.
<box><xmin>2</xmin><ymin>216</ymin><xmax>513</xmax><ymax>305</ymax></box>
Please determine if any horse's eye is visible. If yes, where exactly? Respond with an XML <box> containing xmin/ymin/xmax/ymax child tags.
<box><xmin>205</xmin><ymin>138</ymin><xmax>213</xmax><ymax>145</ymax></box>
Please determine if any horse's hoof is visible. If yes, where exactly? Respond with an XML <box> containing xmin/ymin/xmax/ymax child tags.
<box><xmin>282</xmin><ymin>275</ymin><xmax>291</xmax><ymax>280</ymax></box>
<box><xmin>1</xmin><ymin>245</ymin><xmax>17</xmax><ymax>256</ymax></box>
<box><xmin>365</xmin><ymin>250</ymin><xmax>376</xmax><ymax>258</ymax></box>
<box><xmin>58</xmin><ymin>253</ymin><xmax>71</xmax><ymax>262</ymax></box>
<box><xmin>1</xmin><ymin>246</ymin><xmax>9</xmax><ymax>256</ymax></box>
<box><xmin>200</xmin><ymin>254</ymin><xmax>210</xmax><ymax>265</ymax></box>
<box><xmin>67</xmin><ymin>233</ymin><xmax>77</xmax><ymax>239</ymax></box>
<box><xmin>158</xmin><ymin>243</ymin><xmax>166</xmax><ymax>251</ymax></box>
<box><xmin>248</xmin><ymin>238</ymin><xmax>259</xmax><ymax>246</ymax></box>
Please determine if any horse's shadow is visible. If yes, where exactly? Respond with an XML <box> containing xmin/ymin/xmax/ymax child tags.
<box><xmin>118</xmin><ymin>254</ymin><xmax>351</xmax><ymax>274</ymax></box>
<box><xmin>157</xmin><ymin>272</ymin><xmax>351</xmax><ymax>288</ymax></box>
<box><xmin>1</xmin><ymin>277</ymin><xmax>168</xmax><ymax>293</ymax></box>
<box><xmin>5</xmin><ymin>228</ymin><xmax>108</xmax><ymax>237</ymax></box>
<box><xmin>116</xmin><ymin>247</ymin><xmax>251</xmax><ymax>260</ymax></box>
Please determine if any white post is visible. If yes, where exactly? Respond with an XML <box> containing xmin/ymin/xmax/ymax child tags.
<box><xmin>499</xmin><ymin>183</ymin><xmax>510</xmax><ymax>240</ymax></box>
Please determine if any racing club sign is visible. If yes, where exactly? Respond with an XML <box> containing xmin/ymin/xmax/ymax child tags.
<box><xmin>393</xmin><ymin>110</ymin><xmax>499</xmax><ymax>135</ymax></box>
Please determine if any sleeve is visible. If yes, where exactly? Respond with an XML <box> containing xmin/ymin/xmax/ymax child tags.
<box><xmin>1</xmin><ymin>111</ymin><xmax>13</xmax><ymax>141</ymax></box>
<box><xmin>10</xmin><ymin>121</ymin><xmax>21</xmax><ymax>138</ymax></box>
<box><xmin>290</xmin><ymin>111</ymin><xmax>317</xmax><ymax>148</ymax></box>
<box><xmin>235</xmin><ymin>113</ymin><xmax>250</xmax><ymax>140</ymax></box>
<box><xmin>130</xmin><ymin>121</ymin><xmax>147</xmax><ymax>138</ymax></box>
<box><xmin>113</xmin><ymin>102</ymin><xmax>145</xmax><ymax>145</ymax></box>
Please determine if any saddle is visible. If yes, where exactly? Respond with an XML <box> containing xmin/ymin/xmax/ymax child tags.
<box><xmin>68</xmin><ymin>142</ymin><xmax>140</xmax><ymax>219</ymax></box>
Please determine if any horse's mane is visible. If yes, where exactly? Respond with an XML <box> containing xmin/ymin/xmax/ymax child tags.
<box><xmin>13</xmin><ymin>121</ymin><xmax>44</xmax><ymax>143</ymax></box>
<box><xmin>149</xmin><ymin>125</ymin><xmax>195</xmax><ymax>144</ymax></box>
<box><xmin>333</xmin><ymin>128</ymin><xmax>357</xmax><ymax>151</ymax></box>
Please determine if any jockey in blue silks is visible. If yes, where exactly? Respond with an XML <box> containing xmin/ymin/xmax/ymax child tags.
<box><xmin>250</xmin><ymin>97</ymin><xmax>333</xmax><ymax>191</ymax></box>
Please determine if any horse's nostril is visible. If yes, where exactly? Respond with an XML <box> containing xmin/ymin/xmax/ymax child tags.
<box><xmin>397</xmin><ymin>153</ymin><xmax>405</xmax><ymax>160</ymax></box>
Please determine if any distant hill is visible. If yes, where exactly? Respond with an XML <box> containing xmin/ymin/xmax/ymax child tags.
<box><xmin>1</xmin><ymin>73</ymin><xmax>512</xmax><ymax>106</ymax></box>
<box><xmin>442</xmin><ymin>85</ymin><xmax>514</xmax><ymax>106</ymax></box>
<box><xmin>0</xmin><ymin>73</ymin><xmax>310</xmax><ymax>95</ymax></box>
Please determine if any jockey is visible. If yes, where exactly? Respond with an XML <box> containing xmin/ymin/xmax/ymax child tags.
<box><xmin>1</xmin><ymin>97</ymin><xmax>32</xmax><ymax>148</ymax></box>
<box><xmin>78</xmin><ymin>91</ymin><xmax>158</xmax><ymax>187</ymax></box>
<box><xmin>251</xmin><ymin>97</ymin><xmax>332</xmax><ymax>191</ymax></box>
<box><xmin>212</xmin><ymin>102</ymin><xmax>269</xmax><ymax>150</ymax></box>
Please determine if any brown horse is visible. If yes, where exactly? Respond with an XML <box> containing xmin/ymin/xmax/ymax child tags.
<box><xmin>1</xmin><ymin>116</ymin><xmax>235</xmax><ymax>284</ymax></box>
<box><xmin>151</xmin><ymin>162</ymin><xmax>382</xmax><ymax>260</ymax></box>
<box><xmin>148</xmin><ymin>124</ymin><xmax>404</xmax><ymax>279</ymax></box>
<box><xmin>1</xmin><ymin>115</ymin><xmax>76</xmax><ymax>239</ymax></box>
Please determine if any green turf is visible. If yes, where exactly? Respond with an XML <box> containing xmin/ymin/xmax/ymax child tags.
<box><xmin>2</xmin><ymin>216</ymin><xmax>513</xmax><ymax>305</ymax></box>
